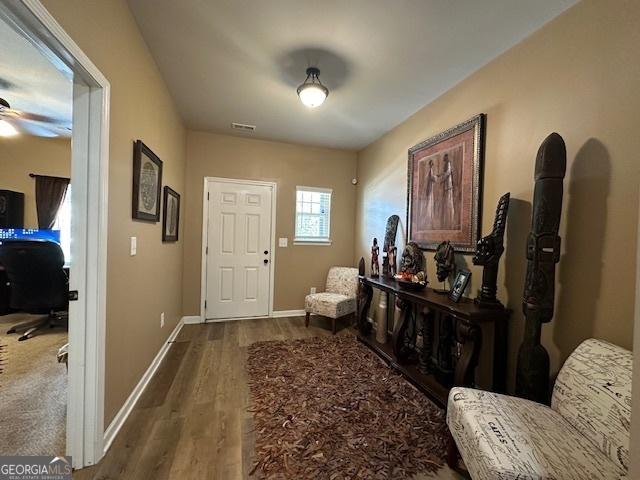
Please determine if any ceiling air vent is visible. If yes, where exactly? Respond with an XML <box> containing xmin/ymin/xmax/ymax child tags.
<box><xmin>231</xmin><ymin>122</ymin><xmax>256</xmax><ymax>132</ymax></box>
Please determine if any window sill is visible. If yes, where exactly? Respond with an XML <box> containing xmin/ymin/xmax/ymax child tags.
<box><xmin>293</xmin><ymin>238</ymin><xmax>333</xmax><ymax>246</ymax></box>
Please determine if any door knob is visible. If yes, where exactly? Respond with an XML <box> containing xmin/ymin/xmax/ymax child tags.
<box><xmin>264</xmin><ymin>259</ymin><xmax>269</xmax><ymax>264</ymax></box>
<box><xmin>264</xmin><ymin>250</ymin><xmax>269</xmax><ymax>255</ymax></box>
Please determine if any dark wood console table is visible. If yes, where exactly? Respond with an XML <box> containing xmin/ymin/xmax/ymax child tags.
<box><xmin>356</xmin><ymin>275</ymin><xmax>510</xmax><ymax>408</ymax></box>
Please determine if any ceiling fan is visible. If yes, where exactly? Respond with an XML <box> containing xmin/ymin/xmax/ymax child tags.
<box><xmin>0</xmin><ymin>96</ymin><xmax>71</xmax><ymax>137</ymax></box>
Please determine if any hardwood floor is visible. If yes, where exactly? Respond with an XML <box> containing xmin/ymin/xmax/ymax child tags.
<box><xmin>73</xmin><ymin>316</ymin><xmax>461</xmax><ymax>479</ymax></box>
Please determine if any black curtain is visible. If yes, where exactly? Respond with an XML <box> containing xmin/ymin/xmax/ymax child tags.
<box><xmin>34</xmin><ymin>175</ymin><xmax>70</xmax><ymax>229</ymax></box>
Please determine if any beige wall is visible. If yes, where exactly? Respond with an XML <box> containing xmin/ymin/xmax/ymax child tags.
<box><xmin>0</xmin><ymin>136</ymin><xmax>70</xmax><ymax>228</ymax></box>
<box><xmin>43</xmin><ymin>0</ymin><xmax>187</xmax><ymax>424</ymax></box>
<box><xmin>183</xmin><ymin>132</ymin><xmax>357</xmax><ymax>315</ymax></box>
<box><xmin>356</xmin><ymin>0</ymin><xmax>640</xmax><ymax>391</ymax></box>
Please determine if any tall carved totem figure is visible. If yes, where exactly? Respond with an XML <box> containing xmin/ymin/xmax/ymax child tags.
<box><xmin>473</xmin><ymin>192</ymin><xmax>510</xmax><ymax>308</ymax></box>
<box><xmin>516</xmin><ymin>133</ymin><xmax>566</xmax><ymax>403</ymax></box>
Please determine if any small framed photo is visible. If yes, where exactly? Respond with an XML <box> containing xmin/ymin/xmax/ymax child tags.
<box><xmin>132</xmin><ymin>140</ymin><xmax>163</xmax><ymax>222</ymax></box>
<box><xmin>449</xmin><ymin>269</ymin><xmax>471</xmax><ymax>303</ymax></box>
<box><xmin>162</xmin><ymin>186</ymin><xmax>180</xmax><ymax>242</ymax></box>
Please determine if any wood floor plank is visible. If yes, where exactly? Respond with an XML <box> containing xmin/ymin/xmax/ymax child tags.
<box><xmin>129</xmin><ymin>416</ymin><xmax>184</xmax><ymax>480</ymax></box>
<box><xmin>137</xmin><ymin>341</ymin><xmax>189</xmax><ymax>409</ymax></box>
<box><xmin>163</xmin><ymin>336</ymin><xmax>207</xmax><ymax>415</ymax></box>
<box><xmin>192</xmin><ymin>339</ymin><xmax>223</xmax><ymax>405</ymax></box>
<box><xmin>208</xmin><ymin>322</ymin><xmax>225</xmax><ymax>341</ymax></box>
<box><xmin>174</xmin><ymin>323</ymin><xmax>202</xmax><ymax>343</ymax></box>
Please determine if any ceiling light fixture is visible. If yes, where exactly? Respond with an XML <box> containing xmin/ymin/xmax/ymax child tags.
<box><xmin>297</xmin><ymin>67</ymin><xmax>328</xmax><ymax>108</ymax></box>
<box><xmin>0</xmin><ymin>120</ymin><xmax>18</xmax><ymax>137</ymax></box>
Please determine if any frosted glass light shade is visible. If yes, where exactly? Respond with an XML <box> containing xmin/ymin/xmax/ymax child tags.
<box><xmin>296</xmin><ymin>67</ymin><xmax>329</xmax><ymax>108</ymax></box>
<box><xmin>298</xmin><ymin>84</ymin><xmax>328</xmax><ymax>108</ymax></box>
<box><xmin>0</xmin><ymin>119</ymin><xmax>18</xmax><ymax>137</ymax></box>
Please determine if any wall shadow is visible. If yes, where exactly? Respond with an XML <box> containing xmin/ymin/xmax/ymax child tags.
<box><xmin>553</xmin><ymin>139</ymin><xmax>611</xmax><ymax>365</ymax></box>
<box><xmin>275</xmin><ymin>47</ymin><xmax>351</xmax><ymax>91</ymax></box>
<box><xmin>503</xmin><ymin>197</ymin><xmax>532</xmax><ymax>392</ymax></box>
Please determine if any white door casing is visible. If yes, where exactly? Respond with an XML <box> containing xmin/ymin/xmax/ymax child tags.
<box><xmin>204</xmin><ymin>179</ymin><xmax>274</xmax><ymax>319</ymax></box>
<box><xmin>0</xmin><ymin>0</ymin><xmax>110</xmax><ymax>468</ymax></box>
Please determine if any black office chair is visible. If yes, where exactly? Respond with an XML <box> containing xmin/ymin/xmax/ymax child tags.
<box><xmin>0</xmin><ymin>240</ymin><xmax>69</xmax><ymax>341</ymax></box>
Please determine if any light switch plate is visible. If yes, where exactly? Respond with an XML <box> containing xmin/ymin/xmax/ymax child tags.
<box><xmin>278</xmin><ymin>237</ymin><xmax>288</xmax><ymax>247</ymax></box>
<box><xmin>160</xmin><ymin>312</ymin><xmax>165</xmax><ymax>328</ymax></box>
<box><xmin>130</xmin><ymin>236</ymin><xmax>137</xmax><ymax>256</ymax></box>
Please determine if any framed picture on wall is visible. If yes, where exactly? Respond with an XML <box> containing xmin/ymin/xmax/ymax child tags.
<box><xmin>162</xmin><ymin>186</ymin><xmax>180</xmax><ymax>242</ymax></box>
<box><xmin>132</xmin><ymin>140</ymin><xmax>163</xmax><ymax>222</ymax></box>
<box><xmin>406</xmin><ymin>114</ymin><xmax>485</xmax><ymax>252</ymax></box>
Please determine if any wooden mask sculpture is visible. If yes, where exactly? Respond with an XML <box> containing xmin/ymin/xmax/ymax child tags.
<box><xmin>400</xmin><ymin>241</ymin><xmax>424</xmax><ymax>275</ymax></box>
<box><xmin>473</xmin><ymin>192</ymin><xmax>510</xmax><ymax>307</ymax></box>
<box><xmin>516</xmin><ymin>133</ymin><xmax>566</xmax><ymax>403</ymax></box>
<box><xmin>434</xmin><ymin>240</ymin><xmax>455</xmax><ymax>283</ymax></box>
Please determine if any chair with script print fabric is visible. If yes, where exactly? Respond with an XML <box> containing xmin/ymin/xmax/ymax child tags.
<box><xmin>305</xmin><ymin>267</ymin><xmax>358</xmax><ymax>334</ymax></box>
<box><xmin>446</xmin><ymin>338</ymin><xmax>630</xmax><ymax>480</ymax></box>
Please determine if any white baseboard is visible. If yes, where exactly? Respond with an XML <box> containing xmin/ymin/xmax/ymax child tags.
<box><xmin>102</xmin><ymin>317</ymin><xmax>184</xmax><ymax>455</ymax></box>
<box><xmin>205</xmin><ymin>315</ymin><xmax>268</xmax><ymax>323</ymax></box>
<box><xmin>271</xmin><ymin>309</ymin><xmax>306</xmax><ymax>318</ymax></box>
<box><xmin>182</xmin><ymin>315</ymin><xmax>202</xmax><ymax>324</ymax></box>
<box><xmin>204</xmin><ymin>310</ymin><xmax>306</xmax><ymax>322</ymax></box>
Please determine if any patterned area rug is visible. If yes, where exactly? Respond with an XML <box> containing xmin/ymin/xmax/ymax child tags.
<box><xmin>246</xmin><ymin>334</ymin><xmax>447</xmax><ymax>479</ymax></box>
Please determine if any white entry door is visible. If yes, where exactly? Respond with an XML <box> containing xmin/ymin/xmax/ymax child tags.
<box><xmin>205</xmin><ymin>180</ymin><xmax>274</xmax><ymax>319</ymax></box>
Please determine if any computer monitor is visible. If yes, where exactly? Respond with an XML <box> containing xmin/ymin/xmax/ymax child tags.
<box><xmin>0</xmin><ymin>228</ymin><xmax>61</xmax><ymax>244</ymax></box>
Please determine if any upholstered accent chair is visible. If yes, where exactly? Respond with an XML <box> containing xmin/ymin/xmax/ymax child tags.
<box><xmin>446</xmin><ymin>338</ymin><xmax>631</xmax><ymax>480</ymax></box>
<box><xmin>305</xmin><ymin>266</ymin><xmax>359</xmax><ymax>334</ymax></box>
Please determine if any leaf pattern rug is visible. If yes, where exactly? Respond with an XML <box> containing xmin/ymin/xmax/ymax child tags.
<box><xmin>246</xmin><ymin>334</ymin><xmax>447</xmax><ymax>479</ymax></box>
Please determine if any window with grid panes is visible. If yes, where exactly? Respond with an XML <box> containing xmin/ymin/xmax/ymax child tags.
<box><xmin>294</xmin><ymin>186</ymin><xmax>332</xmax><ymax>244</ymax></box>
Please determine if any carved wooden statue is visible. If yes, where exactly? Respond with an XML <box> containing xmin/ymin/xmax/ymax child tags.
<box><xmin>382</xmin><ymin>215</ymin><xmax>400</xmax><ymax>276</ymax></box>
<box><xmin>371</xmin><ymin>238</ymin><xmax>380</xmax><ymax>277</ymax></box>
<box><xmin>357</xmin><ymin>257</ymin><xmax>373</xmax><ymax>333</ymax></box>
<box><xmin>388</xmin><ymin>243</ymin><xmax>397</xmax><ymax>276</ymax></box>
<box><xmin>516</xmin><ymin>133</ymin><xmax>566</xmax><ymax>403</ymax></box>
<box><xmin>473</xmin><ymin>192</ymin><xmax>510</xmax><ymax>308</ymax></box>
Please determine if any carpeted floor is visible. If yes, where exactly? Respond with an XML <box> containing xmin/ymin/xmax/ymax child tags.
<box><xmin>0</xmin><ymin>313</ymin><xmax>67</xmax><ymax>455</ymax></box>
<box><xmin>246</xmin><ymin>334</ymin><xmax>448</xmax><ymax>479</ymax></box>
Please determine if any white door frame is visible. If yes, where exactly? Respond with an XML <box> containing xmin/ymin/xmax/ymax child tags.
<box><xmin>629</xmin><ymin>191</ymin><xmax>640</xmax><ymax>478</ymax></box>
<box><xmin>200</xmin><ymin>177</ymin><xmax>276</xmax><ymax>322</ymax></box>
<box><xmin>0</xmin><ymin>1</ymin><xmax>110</xmax><ymax>469</ymax></box>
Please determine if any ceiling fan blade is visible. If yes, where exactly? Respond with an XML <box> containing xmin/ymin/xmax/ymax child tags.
<box><xmin>1</xmin><ymin>98</ymin><xmax>66</xmax><ymax>125</ymax></box>
<box><xmin>0</xmin><ymin>77</ymin><xmax>18</xmax><ymax>91</ymax></box>
<box><xmin>9</xmin><ymin>109</ymin><xmax>62</xmax><ymax>125</ymax></box>
<box><xmin>0</xmin><ymin>106</ymin><xmax>21</xmax><ymax>118</ymax></box>
<box><xmin>6</xmin><ymin>117</ymin><xmax>64</xmax><ymax>138</ymax></box>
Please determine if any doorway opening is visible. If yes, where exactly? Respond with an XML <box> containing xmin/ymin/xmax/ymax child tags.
<box><xmin>0</xmin><ymin>12</ymin><xmax>72</xmax><ymax>457</ymax></box>
<box><xmin>201</xmin><ymin>177</ymin><xmax>276</xmax><ymax>322</ymax></box>
<box><xmin>0</xmin><ymin>0</ymin><xmax>109</xmax><ymax>469</ymax></box>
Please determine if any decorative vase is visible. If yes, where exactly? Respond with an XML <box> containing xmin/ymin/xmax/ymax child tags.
<box><xmin>376</xmin><ymin>292</ymin><xmax>388</xmax><ymax>343</ymax></box>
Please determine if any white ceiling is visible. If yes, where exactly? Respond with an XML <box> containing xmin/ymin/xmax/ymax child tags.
<box><xmin>128</xmin><ymin>0</ymin><xmax>577</xmax><ymax>150</ymax></box>
<box><xmin>0</xmin><ymin>19</ymin><xmax>72</xmax><ymax>137</ymax></box>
